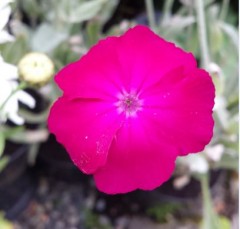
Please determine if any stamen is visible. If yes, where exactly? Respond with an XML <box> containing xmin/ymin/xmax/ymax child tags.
<box><xmin>116</xmin><ymin>92</ymin><xmax>142</xmax><ymax>117</ymax></box>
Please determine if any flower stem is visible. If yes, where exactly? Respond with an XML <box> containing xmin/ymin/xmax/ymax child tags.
<box><xmin>163</xmin><ymin>0</ymin><xmax>174</xmax><ymax>22</ymax></box>
<box><xmin>0</xmin><ymin>81</ymin><xmax>28</xmax><ymax>112</ymax></box>
<box><xmin>200</xmin><ymin>174</ymin><xmax>219</xmax><ymax>229</ymax></box>
<box><xmin>219</xmin><ymin>0</ymin><xmax>229</xmax><ymax>21</ymax></box>
<box><xmin>195</xmin><ymin>0</ymin><xmax>210</xmax><ymax>69</ymax></box>
<box><xmin>145</xmin><ymin>0</ymin><xmax>157</xmax><ymax>30</ymax></box>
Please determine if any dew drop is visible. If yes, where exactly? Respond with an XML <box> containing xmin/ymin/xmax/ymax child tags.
<box><xmin>79</xmin><ymin>153</ymin><xmax>89</xmax><ymax>167</ymax></box>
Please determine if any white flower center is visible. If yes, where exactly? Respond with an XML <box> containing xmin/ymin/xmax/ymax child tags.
<box><xmin>116</xmin><ymin>92</ymin><xmax>142</xmax><ymax>117</ymax></box>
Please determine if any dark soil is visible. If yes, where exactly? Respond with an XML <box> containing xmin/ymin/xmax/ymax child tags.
<box><xmin>12</xmin><ymin>169</ymin><xmax>238</xmax><ymax>229</ymax></box>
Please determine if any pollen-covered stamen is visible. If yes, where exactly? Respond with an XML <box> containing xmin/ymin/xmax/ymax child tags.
<box><xmin>116</xmin><ymin>92</ymin><xmax>142</xmax><ymax>117</ymax></box>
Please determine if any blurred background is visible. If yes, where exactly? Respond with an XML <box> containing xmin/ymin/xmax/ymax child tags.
<box><xmin>0</xmin><ymin>0</ymin><xmax>238</xmax><ymax>228</ymax></box>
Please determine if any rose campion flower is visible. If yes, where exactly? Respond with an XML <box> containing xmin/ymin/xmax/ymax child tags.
<box><xmin>48</xmin><ymin>25</ymin><xmax>215</xmax><ymax>194</ymax></box>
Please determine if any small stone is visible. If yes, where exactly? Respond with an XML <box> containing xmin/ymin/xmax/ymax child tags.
<box><xmin>115</xmin><ymin>216</ymin><xmax>130</xmax><ymax>229</ymax></box>
<box><xmin>95</xmin><ymin>199</ymin><xmax>106</xmax><ymax>212</ymax></box>
<box><xmin>99</xmin><ymin>215</ymin><xmax>111</xmax><ymax>227</ymax></box>
<box><xmin>68</xmin><ymin>215</ymin><xmax>80</xmax><ymax>226</ymax></box>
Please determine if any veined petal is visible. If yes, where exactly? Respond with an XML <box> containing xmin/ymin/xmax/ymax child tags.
<box><xmin>48</xmin><ymin>25</ymin><xmax>215</xmax><ymax>194</ymax></box>
<box><xmin>55</xmin><ymin>37</ymin><xmax>125</xmax><ymax>101</ymax></box>
<box><xmin>115</xmin><ymin>25</ymin><xmax>197</xmax><ymax>94</ymax></box>
<box><xmin>140</xmin><ymin>67</ymin><xmax>215</xmax><ymax>155</ymax></box>
<box><xmin>55</xmin><ymin>26</ymin><xmax>196</xmax><ymax>100</ymax></box>
<box><xmin>94</xmin><ymin>117</ymin><xmax>178</xmax><ymax>194</ymax></box>
<box><xmin>48</xmin><ymin>96</ymin><xmax>124</xmax><ymax>174</ymax></box>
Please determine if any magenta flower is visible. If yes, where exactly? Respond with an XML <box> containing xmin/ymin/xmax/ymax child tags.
<box><xmin>48</xmin><ymin>26</ymin><xmax>215</xmax><ymax>194</ymax></box>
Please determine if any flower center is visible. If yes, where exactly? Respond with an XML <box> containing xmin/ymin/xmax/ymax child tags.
<box><xmin>116</xmin><ymin>92</ymin><xmax>142</xmax><ymax>117</ymax></box>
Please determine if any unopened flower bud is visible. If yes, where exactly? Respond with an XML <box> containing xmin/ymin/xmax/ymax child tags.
<box><xmin>18</xmin><ymin>52</ymin><xmax>54</xmax><ymax>86</ymax></box>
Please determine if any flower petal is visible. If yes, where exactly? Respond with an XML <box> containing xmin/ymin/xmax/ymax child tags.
<box><xmin>55</xmin><ymin>26</ymin><xmax>197</xmax><ymax>100</ymax></box>
<box><xmin>140</xmin><ymin>67</ymin><xmax>215</xmax><ymax>155</ymax></box>
<box><xmin>17</xmin><ymin>90</ymin><xmax>36</xmax><ymax>108</ymax></box>
<box><xmin>94</xmin><ymin>117</ymin><xmax>178</xmax><ymax>194</ymax></box>
<box><xmin>115</xmin><ymin>25</ymin><xmax>197</xmax><ymax>93</ymax></box>
<box><xmin>48</xmin><ymin>25</ymin><xmax>215</xmax><ymax>194</ymax></box>
<box><xmin>0</xmin><ymin>30</ymin><xmax>15</xmax><ymax>44</ymax></box>
<box><xmin>0</xmin><ymin>59</ymin><xmax>18</xmax><ymax>80</ymax></box>
<box><xmin>8</xmin><ymin>111</ymin><xmax>24</xmax><ymax>125</ymax></box>
<box><xmin>55</xmin><ymin>37</ymin><xmax>125</xmax><ymax>100</ymax></box>
<box><xmin>0</xmin><ymin>5</ymin><xmax>11</xmax><ymax>31</ymax></box>
<box><xmin>48</xmin><ymin>97</ymin><xmax>124</xmax><ymax>174</ymax></box>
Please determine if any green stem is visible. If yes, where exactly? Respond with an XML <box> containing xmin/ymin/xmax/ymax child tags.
<box><xmin>186</xmin><ymin>3</ymin><xmax>194</xmax><ymax>51</ymax></box>
<box><xmin>144</xmin><ymin>0</ymin><xmax>157</xmax><ymax>30</ymax></box>
<box><xmin>27</xmin><ymin>122</ymin><xmax>46</xmax><ymax>166</ymax></box>
<box><xmin>52</xmin><ymin>0</ymin><xmax>61</xmax><ymax>29</ymax></box>
<box><xmin>162</xmin><ymin>0</ymin><xmax>174</xmax><ymax>22</ymax></box>
<box><xmin>195</xmin><ymin>0</ymin><xmax>225</xmax><ymax>140</ymax></box>
<box><xmin>219</xmin><ymin>0</ymin><xmax>229</xmax><ymax>21</ymax></box>
<box><xmin>28</xmin><ymin>143</ymin><xmax>40</xmax><ymax>165</ymax></box>
<box><xmin>0</xmin><ymin>81</ymin><xmax>28</xmax><ymax>111</ymax></box>
<box><xmin>195</xmin><ymin>0</ymin><xmax>210</xmax><ymax>69</ymax></box>
<box><xmin>200</xmin><ymin>174</ymin><xmax>219</xmax><ymax>229</ymax></box>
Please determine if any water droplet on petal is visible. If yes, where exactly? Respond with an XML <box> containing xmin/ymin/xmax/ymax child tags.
<box><xmin>79</xmin><ymin>153</ymin><xmax>90</xmax><ymax>168</ymax></box>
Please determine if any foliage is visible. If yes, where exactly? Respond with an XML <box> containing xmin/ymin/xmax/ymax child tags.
<box><xmin>147</xmin><ymin>203</ymin><xmax>180</xmax><ymax>223</ymax></box>
<box><xmin>0</xmin><ymin>213</ymin><xmax>13</xmax><ymax>229</ymax></box>
<box><xmin>85</xmin><ymin>210</ymin><xmax>112</xmax><ymax>229</ymax></box>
